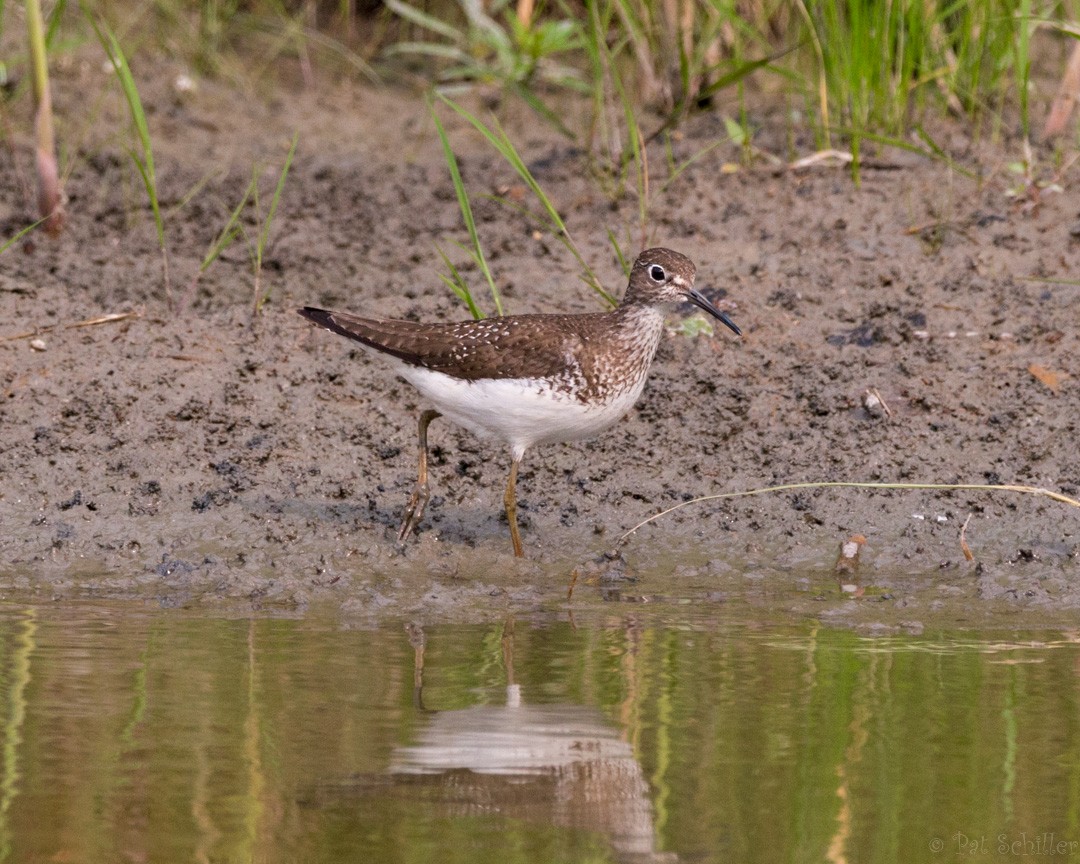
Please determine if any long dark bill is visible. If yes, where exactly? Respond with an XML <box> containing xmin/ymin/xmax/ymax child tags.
<box><xmin>686</xmin><ymin>288</ymin><xmax>741</xmax><ymax>336</ymax></box>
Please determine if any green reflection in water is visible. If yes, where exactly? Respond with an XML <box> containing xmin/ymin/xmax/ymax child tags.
<box><xmin>0</xmin><ymin>608</ymin><xmax>35</xmax><ymax>863</ymax></box>
<box><xmin>0</xmin><ymin>604</ymin><xmax>1076</xmax><ymax>864</ymax></box>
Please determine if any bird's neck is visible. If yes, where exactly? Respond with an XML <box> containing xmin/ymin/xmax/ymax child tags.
<box><xmin>608</xmin><ymin>302</ymin><xmax>666</xmax><ymax>364</ymax></box>
<box><xmin>612</xmin><ymin>301</ymin><xmax>666</xmax><ymax>334</ymax></box>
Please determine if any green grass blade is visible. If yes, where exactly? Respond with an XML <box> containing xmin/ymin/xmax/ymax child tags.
<box><xmin>383</xmin><ymin>0</ymin><xmax>465</xmax><ymax>45</ymax></box>
<box><xmin>0</xmin><ymin>219</ymin><xmax>47</xmax><ymax>255</ymax></box>
<box><xmin>606</xmin><ymin>228</ymin><xmax>630</xmax><ymax>277</ymax></box>
<box><xmin>111</xmin><ymin>49</ymin><xmax>161</xmax><ymax>245</ymax></box>
<box><xmin>439</xmin><ymin>94</ymin><xmax>562</xmax><ymax>227</ymax></box>
<box><xmin>167</xmin><ymin>169</ymin><xmax>224</xmax><ymax>219</ymax></box>
<box><xmin>436</xmin><ymin>245</ymin><xmax>484</xmax><ymax>320</ymax></box>
<box><xmin>202</xmin><ymin>181</ymin><xmax>254</xmax><ymax>273</ymax></box>
<box><xmin>505</xmin><ymin>81</ymin><xmax>577</xmax><ymax>139</ymax></box>
<box><xmin>44</xmin><ymin>0</ymin><xmax>66</xmax><ymax>48</ymax></box>
<box><xmin>438</xmin><ymin>93</ymin><xmax>615</xmax><ymax>307</ymax></box>
<box><xmin>843</xmin><ymin>127</ymin><xmax>977</xmax><ymax>180</ymax></box>
<box><xmin>659</xmin><ymin>137</ymin><xmax>728</xmax><ymax>193</ymax></box>
<box><xmin>86</xmin><ymin>15</ymin><xmax>164</xmax><ymax>249</ymax></box>
<box><xmin>250</xmin><ymin>131</ymin><xmax>299</xmax><ymax>313</ymax></box>
<box><xmin>431</xmin><ymin>100</ymin><xmax>502</xmax><ymax>316</ymax></box>
<box><xmin>257</xmin><ymin>130</ymin><xmax>298</xmax><ymax>265</ymax></box>
<box><xmin>697</xmin><ymin>48</ymin><xmax>796</xmax><ymax>102</ymax></box>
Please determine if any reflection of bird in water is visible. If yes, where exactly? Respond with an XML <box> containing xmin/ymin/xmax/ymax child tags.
<box><xmin>324</xmin><ymin>621</ymin><xmax>676</xmax><ymax>864</ymax></box>
<box><xmin>390</xmin><ymin>698</ymin><xmax>672</xmax><ymax>863</ymax></box>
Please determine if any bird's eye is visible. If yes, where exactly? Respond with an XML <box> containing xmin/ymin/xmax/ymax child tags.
<box><xmin>649</xmin><ymin>264</ymin><xmax>666</xmax><ymax>282</ymax></box>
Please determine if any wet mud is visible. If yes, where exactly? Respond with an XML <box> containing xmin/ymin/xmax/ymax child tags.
<box><xmin>1</xmin><ymin>63</ymin><xmax>1077</xmax><ymax>628</ymax></box>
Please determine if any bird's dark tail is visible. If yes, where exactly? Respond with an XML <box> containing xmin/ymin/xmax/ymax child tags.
<box><xmin>296</xmin><ymin>306</ymin><xmax>374</xmax><ymax>347</ymax></box>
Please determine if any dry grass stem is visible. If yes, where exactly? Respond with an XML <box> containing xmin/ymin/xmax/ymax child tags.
<box><xmin>618</xmin><ymin>482</ymin><xmax>1080</xmax><ymax>547</ymax></box>
<box><xmin>2</xmin><ymin>311</ymin><xmax>140</xmax><ymax>342</ymax></box>
<box><xmin>789</xmin><ymin>150</ymin><xmax>854</xmax><ymax>170</ymax></box>
<box><xmin>1044</xmin><ymin>39</ymin><xmax>1080</xmax><ymax>138</ymax></box>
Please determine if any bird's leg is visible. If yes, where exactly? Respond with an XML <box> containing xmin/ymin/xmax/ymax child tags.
<box><xmin>503</xmin><ymin>456</ymin><xmax>524</xmax><ymax>558</ymax></box>
<box><xmin>398</xmin><ymin>409</ymin><xmax>441</xmax><ymax>545</ymax></box>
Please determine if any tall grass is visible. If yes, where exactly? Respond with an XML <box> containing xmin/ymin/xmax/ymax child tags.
<box><xmin>381</xmin><ymin>0</ymin><xmax>1067</xmax><ymax>177</ymax></box>
<box><xmin>58</xmin><ymin>2</ymin><xmax>1067</xmax><ymax>189</ymax></box>
<box><xmin>67</xmin><ymin>1</ymin><xmax>1067</xmax><ymax>160</ymax></box>
<box><xmin>793</xmin><ymin>0</ymin><xmax>1046</xmax><ymax>180</ymax></box>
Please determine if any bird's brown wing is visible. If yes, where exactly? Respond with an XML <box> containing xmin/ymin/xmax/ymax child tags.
<box><xmin>298</xmin><ymin>307</ymin><xmax>601</xmax><ymax>382</ymax></box>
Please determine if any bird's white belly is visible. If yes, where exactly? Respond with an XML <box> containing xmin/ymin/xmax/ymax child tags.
<box><xmin>392</xmin><ymin>362</ymin><xmax>645</xmax><ymax>461</ymax></box>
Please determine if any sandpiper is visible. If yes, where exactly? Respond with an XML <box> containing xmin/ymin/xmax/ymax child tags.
<box><xmin>299</xmin><ymin>247</ymin><xmax>740</xmax><ymax>557</ymax></box>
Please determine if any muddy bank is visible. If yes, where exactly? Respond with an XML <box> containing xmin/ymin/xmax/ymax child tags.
<box><xmin>0</xmin><ymin>66</ymin><xmax>1077</xmax><ymax>626</ymax></box>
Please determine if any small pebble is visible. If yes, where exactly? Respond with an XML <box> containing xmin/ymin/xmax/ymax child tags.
<box><xmin>174</xmin><ymin>73</ymin><xmax>196</xmax><ymax>94</ymax></box>
<box><xmin>29</xmin><ymin>338</ymin><xmax>46</xmax><ymax>352</ymax></box>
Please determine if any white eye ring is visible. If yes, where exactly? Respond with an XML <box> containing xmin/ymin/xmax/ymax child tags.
<box><xmin>648</xmin><ymin>264</ymin><xmax>666</xmax><ymax>282</ymax></box>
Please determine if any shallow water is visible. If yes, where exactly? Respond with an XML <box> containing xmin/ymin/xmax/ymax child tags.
<box><xmin>0</xmin><ymin>603</ymin><xmax>1077</xmax><ymax>863</ymax></box>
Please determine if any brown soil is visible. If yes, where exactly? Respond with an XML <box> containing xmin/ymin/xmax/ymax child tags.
<box><xmin>1</xmin><ymin>58</ymin><xmax>1077</xmax><ymax>627</ymax></box>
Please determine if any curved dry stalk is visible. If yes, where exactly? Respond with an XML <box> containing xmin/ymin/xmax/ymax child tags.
<box><xmin>618</xmin><ymin>481</ymin><xmax>1080</xmax><ymax>547</ymax></box>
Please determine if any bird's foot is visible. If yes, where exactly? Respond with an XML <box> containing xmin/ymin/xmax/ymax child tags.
<box><xmin>397</xmin><ymin>481</ymin><xmax>431</xmax><ymax>546</ymax></box>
